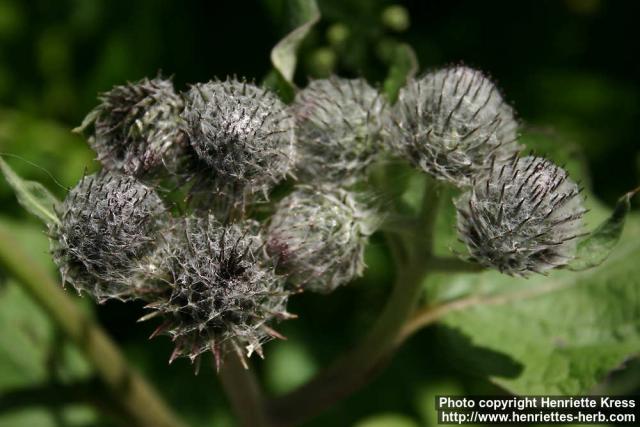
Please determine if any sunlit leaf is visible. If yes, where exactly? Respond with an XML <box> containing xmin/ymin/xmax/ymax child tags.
<box><xmin>568</xmin><ymin>187</ymin><xmax>639</xmax><ymax>270</ymax></box>
<box><xmin>270</xmin><ymin>0</ymin><xmax>320</xmax><ymax>86</ymax></box>
<box><xmin>433</xmin><ymin>214</ymin><xmax>640</xmax><ymax>394</ymax></box>
<box><xmin>0</xmin><ymin>157</ymin><xmax>60</xmax><ymax>226</ymax></box>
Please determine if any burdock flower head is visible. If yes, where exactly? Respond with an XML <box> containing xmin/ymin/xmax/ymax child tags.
<box><xmin>181</xmin><ymin>78</ymin><xmax>295</xmax><ymax>202</ymax></box>
<box><xmin>76</xmin><ymin>77</ymin><xmax>185</xmax><ymax>176</ymax></box>
<box><xmin>266</xmin><ymin>185</ymin><xmax>377</xmax><ymax>293</ymax></box>
<box><xmin>148</xmin><ymin>216</ymin><xmax>292</xmax><ymax>369</ymax></box>
<box><xmin>51</xmin><ymin>171</ymin><xmax>169</xmax><ymax>301</ymax></box>
<box><xmin>455</xmin><ymin>156</ymin><xmax>586</xmax><ymax>276</ymax></box>
<box><xmin>392</xmin><ymin>66</ymin><xmax>520</xmax><ymax>187</ymax></box>
<box><xmin>293</xmin><ymin>77</ymin><xmax>388</xmax><ymax>184</ymax></box>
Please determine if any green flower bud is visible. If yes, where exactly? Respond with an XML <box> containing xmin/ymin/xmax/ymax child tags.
<box><xmin>181</xmin><ymin>78</ymin><xmax>295</xmax><ymax>205</ymax></box>
<box><xmin>267</xmin><ymin>185</ymin><xmax>377</xmax><ymax>293</ymax></box>
<box><xmin>293</xmin><ymin>77</ymin><xmax>388</xmax><ymax>184</ymax></box>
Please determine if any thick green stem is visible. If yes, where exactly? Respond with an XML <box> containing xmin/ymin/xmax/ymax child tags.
<box><xmin>267</xmin><ymin>179</ymin><xmax>441</xmax><ymax>427</ymax></box>
<box><xmin>219</xmin><ymin>354</ymin><xmax>271</xmax><ymax>427</ymax></box>
<box><xmin>267</xmin><ymin>261</ymin><xmax>429</xmax><ymax>427</ymax></box>
<box><xmin>0</xmin><ymin>224</ymin><xmax>187</xmax><ymax>427</ymax></box>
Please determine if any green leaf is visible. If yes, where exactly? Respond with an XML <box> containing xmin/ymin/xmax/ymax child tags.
<box><xmin>0</xmin><ymin>157</ymin><xmax>60</xmax><ymax>226</ymax></box>
<box><xmin>383</xmin><ymin>43</ymin><xmax>418</xmax><ymax>103</ymax></box>
<box><xmin>354</xmin><ymin>414</ymin><xmax>420</xmax><ymax>427</ymax></box>
<box><xmin>0</xmin><ymin>219</ymin><xmax>94</xmax><ymax>424</ymax></box>
<box><xmin>434</xmin><ymin>213</ymin><xmax>640</xmax><ymax>394</ymax></box>
<box><xmin>568</xmin><ymin>187</ymin><xmax>639</xmax><ymax>271</ymax></box>
<box><xmin>0</xmin><ymin>280</ymin><xmax>95</xmax><ymax>426</ymax></box>
<box><xmin>269</xmin><ymin>0</ymin><xmax>320</xmax><ymax>87</ymax></box>
<box><xmin>0</xmin><ymin>282</ymin><xmax>55</xmax><ymax>391</ymax></box>
<box><xmin>263</xmin><ymin>69</ymin><xmax>296</xmax><ymax>103</ymax></box>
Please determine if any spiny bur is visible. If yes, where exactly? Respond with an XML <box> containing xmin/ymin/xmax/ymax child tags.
<box><xmin>77</xmin><ymin>77</ymin><xmax>185</xmax><ymax>177</ymax></box>
<box><xmin>392</xmin><ymin>66</ymin><xmax>521</xmax><ymax>187</ymax></box>
<box><xmin>455</xmin><ymin>156</ymin><xmax>586</xmax><ymax>276</ymax></box>
<box><xmin>147</xmin><ymin>216</ymin><xmax>293</xmax><ymax>371</ymax></box>
<box><xmin>181</xmin><ymin>78</ymin><xmax>295</xmax><ymax>208</ymax></box>
<box><xmin>293</xmin><ymin>77</ymin><xmax>388</xmax><ymax>184</ymax></box>
<box><xmin>50</xmin><ymin>171</ymin><xmax>169</xmax><ymax>301</ymax></box>
<box><xmin>266</xmin><ymin>185</ymin><xmax>377</xmax><ymax>293</ymax></box>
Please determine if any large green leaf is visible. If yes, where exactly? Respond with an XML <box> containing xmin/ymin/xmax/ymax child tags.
<box><xmin>433</xmin><ymin>214</ymin><xmax>640</xmax><ymax>394</ymax></box>
<box><xmin>418</xmin><ymin>127</ymin><xmax>640</xmax><ymax>394</ymax></box>
<box><xmin>0</xmin><ymin>157</ymin><xmax>60</xmax><ymax>226</ymax></box>
<box><xmin>269</xmin><ymin>0</ymin><xmax>320</xmax><ymax>86</ymax></box>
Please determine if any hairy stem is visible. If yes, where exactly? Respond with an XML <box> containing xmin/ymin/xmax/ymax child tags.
<box><xmin>0</xmin><ymin>224</ymin><xmax>187</xmax><ymax>427</ymax></box>
<box><xmin>267</xmin><ymin>179</ymin><xmax>441</xmax><ymax>427</ymax></box>
<box><xmin>219</xmin><ymin>354</ymin><xmax>272</xmax><ymax>427</ymax></box>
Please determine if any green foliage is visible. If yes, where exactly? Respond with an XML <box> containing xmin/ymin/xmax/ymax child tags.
<box><xmin>382</xmin><ymin>43</ymin><xmax>417</xmax><ymax>102</ymax></box>
<box><xmin>439</xmin><ymin>214</ymin><xmax>640</xmax><ymax>393</ymax></box>
<box><xmin>0</xmin><ymin>1</ymin><xmax>639</xmax><ymax>426</ymax></box>
<box><xmin>0</xmin><ymin>281</ymin><xmax>97</xmax><ymax>427</ymax></box>
<box><xmin>0</xmin><ymin>217</ymin><xmax>94</xmax><ymax>426</ymax></box>
<box><xmin>569</xmin><ymin>188</ymin><xmax>640</xmax><ymax>270</ymax></box>
<box><xmin>264</xmin><ymin>341</ymin><xmax>317</xmax><ymax>394</ymax></box>
<box><xmin>0</xmin><ymin>157</ymin><xmax>60</xmax><ymax>225</ymax></box>
<box><xmin>266</xmin><ymin>0</ymin><xmax>320</xmax><ymax>98</ymax></box>
<box><xmin>354</xmin><ymin>413</ymin><xmax>420</xmax><ymax>427</ymax></box>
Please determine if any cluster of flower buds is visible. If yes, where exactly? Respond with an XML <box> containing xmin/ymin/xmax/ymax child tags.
<box><xmin>52</xmin><ymin>63</ymin><xmax>584</xmax><ymax>368</ymax></box>
<box><xmin>54</xmin><ymin>74</ymin><xmax>382</xmax><ymax>368</ymax></box>
<box><xmin>389</xmin><ymin>65</ymin><xmax>585</xmax><ymax>274</ymax></box>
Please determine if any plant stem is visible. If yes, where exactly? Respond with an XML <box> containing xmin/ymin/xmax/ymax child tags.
<box><xmin>0</xmin><ymin>223</ymin><xmax>187</xmax><ymax>427</ymax></box>
<box><xmin>268</xmin><ymin>261</ymin><xmax>429</xmax><ymax>427</ymax></box>
<box><xmin>218</xmin><ymin>354</ymin><xmax>271</xmax><ymax>427</ymax></box>
<box><xmin>267</xmin><ymin>179</ymin><xmax>441</xmax><ymax>427</ymax></box>
<box><xmin>430</xmin><ymin>255</ymin><xmax>484</xmax><ymax>273</ymax></box>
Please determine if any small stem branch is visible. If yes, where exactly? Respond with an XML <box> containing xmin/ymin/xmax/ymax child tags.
<box><xmin>0</xmin><ymin>224</ymin><xmax>187</xmax><ymax>427</ymax></box>
<box><xmin>218</xmin><ymin>354</ymin><xmax>271</xmax><ymax>427</ymax></box>
<box><xmin>398</xmin><ymin>275</ymin><xmax>576</xmax><ymax>346</ymax></box>
<box><xmin>267</xmin><ymin>178</ymin><xmax>441</xmax><ymax>427</ymax></box>
<box><xmin>396</xmin><ymin>298</ymin><xmax>481</xmax><ymax>346</ymax></box>
<box><xmin>430</xmin><ymin>256</ymin><xmax>484</xmax><ymax>273</ymax></box>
